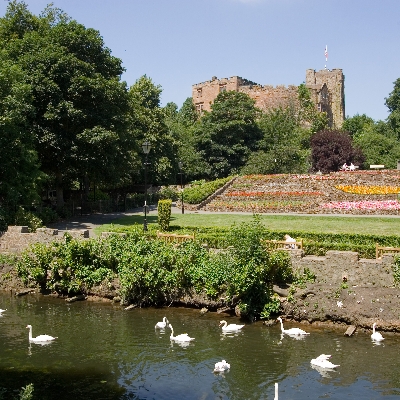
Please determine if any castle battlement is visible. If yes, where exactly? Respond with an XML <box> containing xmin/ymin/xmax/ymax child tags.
<box><xmin>192</xmin><ymin>69</ymin><xmax>345</xmax><ymax>128</ymax></box>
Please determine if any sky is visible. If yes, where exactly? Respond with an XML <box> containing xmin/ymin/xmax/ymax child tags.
<box><xmin>0</xmin><ymin>0</ymin><xmax>399</xmax><ymax>121</ymax></box>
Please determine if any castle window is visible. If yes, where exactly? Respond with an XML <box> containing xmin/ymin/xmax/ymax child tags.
<box><xmin>197</xmin><ymin>88</ymin><xmax>202</xmax><ymax>97</ymax></box>
<box><xmin>219</xmin><ymin>84</ymin><xmax>227</xmax><ymax>93</ymax></box>
<box><xmin>195</xmin><ymin>102</ymin><xmax>204</xmax><ymax>114</ymax></box>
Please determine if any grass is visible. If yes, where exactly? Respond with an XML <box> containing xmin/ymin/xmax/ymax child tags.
<box><xmin>94</xmin><ymin>211</ymin><xmax>400</xmax><ymax>236</ymax></box>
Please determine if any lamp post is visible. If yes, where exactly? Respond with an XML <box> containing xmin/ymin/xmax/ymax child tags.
<box><xmin>142</xmin><ymin>141</ymin><xmax>151</xmax><ymax>231</ymax></box>
<box><xmin>178</xmin><ymin>161</ymin><xmax>184</xmax><ymax>214</ymax></box>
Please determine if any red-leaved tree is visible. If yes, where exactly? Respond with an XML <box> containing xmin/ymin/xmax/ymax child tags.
<box><xmin>311</xmin><ymin>130</ymin><xmax>365</xmax><ymax>173</ymax></box>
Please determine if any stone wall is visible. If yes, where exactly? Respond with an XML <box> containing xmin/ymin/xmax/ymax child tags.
<box><xmin>0</xmin><ymin>226</ymin><xmax>89</xmax><ymax>254</ymax></box>
<box><xmin>289</xmin><ymin>250</ymin><xmax>394</xmax><ymax>287</ymax></box>
<box><xmin>192</xmin><ymin>68</ymin><xmax>345</xmax><ymax>128</ymax></box>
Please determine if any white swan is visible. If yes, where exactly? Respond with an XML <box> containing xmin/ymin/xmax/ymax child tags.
<box><xmin>219</xmin><ymin>320</ymin><xmax>244</xmax><ymax>332</ymax></box>
<box><xmin>277</xmin><ymin>317</ymin><xmax>309</xmax><ymax>336</ymax></box>
<box><xmin>26</xmin><ymin>325</ymin><xmax>57</xmax><ymax>343</ymax></box>
<box><xmin>168</xmin><ymin>324</ymin><xmax>194</xmax><ymax>342</ymax></box>
<box><xmin>213</xmin><ymin>359</ymin><xmax>230</xmax><ymax>372</ymax></box>
<box><xmin>155</xmin><ymin>316</ymin><xmax>169</xmax><ymax>329</ymax></box>
<box><xmin>0</xmin><ymin>309</ymin><xmax>6</xmax><ymax>315</ymax></box>
<box><xmin>371</xmin><ymin>322</ymin><xmax>384</xmax><ymax>341</ymax></box>
<box><xmin>311</xmin><ymin>354</ymin><xmax>339</xmax><ymax>369</ymax></box>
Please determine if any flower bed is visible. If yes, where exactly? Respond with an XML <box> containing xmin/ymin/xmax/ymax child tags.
<box><xmin>320</xmin><ymin>200</ymin><xmax>400</xmax><ymax>211</ymax></box>
<box><xmin>335</xmin><ymin>185</ymin><xmax>400</xmax><ymax>195</ymax></box>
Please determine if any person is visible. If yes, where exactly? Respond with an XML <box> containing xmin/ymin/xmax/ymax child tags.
<box><xmin>341</xmin><ymin>163</ymin><xmax>348</xmax><ymax>171</ymax></box>
<box><xmin>349</xmin><ymin>163</ymin><xmax>355</xmax><ymax>171</ymax></box>
<box><xmin>284</xmin><ymin>234</ymin><xmax>297</xmax><ymax>249</ymax></box>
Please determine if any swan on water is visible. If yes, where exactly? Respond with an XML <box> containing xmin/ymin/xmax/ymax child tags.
<box><xmin>219</xmin><ymin>320</ymin><xmax>244</xmax><ymax>332</ymax></box>
<box><xmin>371</xmin><ymin>322</ymin><xmax>384</xmax><ymax>341</ymax></box>
<box><xmin>26</xmin><ymin>325</ymin><xmax>57</xmax><ymax>343</ymax></box>
<box><xmin>213</xmin><ymin>359</ymin><xmax>230</xmax><ymax>373</ymax></box>
<box><xmin>168</xmin><ymin>324</ymin><xmax>194</xmax><ymax>342</ymax></box>
<box><xmin>277</xmin><ymin>317</ymin><xmax>309</xmax><ymax>336</ymax></box>
<box><xmin>310</xmin><ymin>354</ymin><xmax>339</xmax><ymax>369</ymax></box>
<box><xmin>155</xmin><ymin>316</ymin><xmax>169</xmax><ymax>329</ymax></box>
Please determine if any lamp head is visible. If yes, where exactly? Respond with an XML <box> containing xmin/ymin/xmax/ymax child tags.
<box><xmin>142</xmin><ymin>141</ymin><xmax>151</xmax><ymax>154</ymax></box>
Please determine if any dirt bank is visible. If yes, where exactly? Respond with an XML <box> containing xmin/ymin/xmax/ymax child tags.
<box><xmin>2</xmin><ymin>263</ymin><xmax>399</xmax><ymax>332</ymax></box>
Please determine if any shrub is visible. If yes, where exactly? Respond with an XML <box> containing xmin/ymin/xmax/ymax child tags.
<box><xmin>183</xmin><ymin>177</ymin><xmax>232</xmax><ymax>204</ymax></box>
<box><xmin>158</xmin><ymin>186</ymin><xmax>179</xmax><ymax>201</ymax></box>
<box><xmin>157</xmin><ymin>199</ymin><xmax>172</xmax><ymax>231</ymax></box>
<box><xmin>14</xmin><ymin>207</ymin><xmax>43</xmax><ymax>232</ymax></box>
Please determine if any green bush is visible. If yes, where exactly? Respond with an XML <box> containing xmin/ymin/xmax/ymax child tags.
<box><xmin>158</xmin><ymin>186</ymin><xmax>179</xmax><ymax>201</ymax></box>
<box><xmin>157</xmin><ymin>199</ymin><xmax>172</xmax><ymax>231</ymax></box>
<box><xmin>14</xmin><ymin>207</ymin><xmax>43</xmax><ymax>232</ymax></box>
<box><xmin>183</xmin><ymin>177</ymin><xmax>232</xmax><ymax>204</ymax></box>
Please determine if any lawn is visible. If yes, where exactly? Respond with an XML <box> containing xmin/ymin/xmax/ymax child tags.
<box><xmin>95</xmin><ymin>212</ymin><xmax>400</xmax><ymax>236</ymax></box>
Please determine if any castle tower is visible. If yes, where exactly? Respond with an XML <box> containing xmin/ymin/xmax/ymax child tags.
<box><xmin>305</xmin><ymin>69</ymin><xmax>345</xmax><ymax>128</ymax></box>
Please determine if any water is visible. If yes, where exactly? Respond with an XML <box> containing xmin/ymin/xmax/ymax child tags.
<box><xmin>1</xmin><ymin>292</ymin><xmax>400</xmax><ymax>400</ymax></box>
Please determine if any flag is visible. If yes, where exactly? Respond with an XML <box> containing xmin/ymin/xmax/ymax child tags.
<box><xmin>324</xmin><ymin>45</ymin><xmax>328</xmax><ymax>60</ymax></box>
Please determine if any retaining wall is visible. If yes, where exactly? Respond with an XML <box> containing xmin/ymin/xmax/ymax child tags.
<box><xmin>289</xmin><ymin>249</ymin><xmax>395</xmax><ymax>287</ymax></box>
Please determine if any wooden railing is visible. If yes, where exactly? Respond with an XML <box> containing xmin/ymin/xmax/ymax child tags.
<box><xmin>156</xmin><ymin>231</ymin><xmax>195</xmax><ymax>243</ymax></box>
<box><xmin>263</xmin><ymin>239</ymin><xmax>303</xmax><ymax>251</ymax></box>
<box><xmin>376</xmin><ymin>243</ymin><xmax>400</xmax><ymax>259</ymax></box>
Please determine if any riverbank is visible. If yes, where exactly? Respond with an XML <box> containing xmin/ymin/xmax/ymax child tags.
<box><xmin>2</xmin><ymin>260</ymin><xmax>399</xmax><ymax>334</ymax></box>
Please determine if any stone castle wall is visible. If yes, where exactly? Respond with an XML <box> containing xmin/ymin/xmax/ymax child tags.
<box><xmin>0</xmin><ymin>226</ymin><xmax>89</xmax><ymax>254</ymax></box>
<box><xmin>192</xmin><ymin>69</ymin><xmax>345</xmax><ymax>128</ymax></box>
<box><xmin>289</xmin><ymin>250</ymin><xmax>394</xmax><ymax>287</ymax></box>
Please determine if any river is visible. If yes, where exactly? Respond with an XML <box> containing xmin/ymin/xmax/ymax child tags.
<box><xmin>0</xmin><ymin>292</ymin><xmax>400</xmax><ymax>399</ymax></box>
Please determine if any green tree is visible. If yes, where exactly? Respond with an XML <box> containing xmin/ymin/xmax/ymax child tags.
<box><xmin>353</xmin><ymin>121</ymin><xmax>400</xmax><ymax>169</ymax></box>
<box><xmin>243</xmin><ymin>106</ymin><xmax>311</xmax><ymax>174</ymax></box>
<box><xmin>194</xmin><ymin>91</ymin><xmax>262</xmax><ymax>179</ymax></box>
<box><xmin>128</xmin><ymin>75</ymin><xmax>177</xmax><ymax>185</ymax></box>
<box><xmin>0</xmin><ymin>1</ymin><xmax>132</xmax><ymax>206</ymax></box>
<box><xmin>0</xmin><ymin>57</ymin><xmax>42</xmax><ymax>213</ymax></box>
<box><xmin>342</xmin><ymin>114</ymin><xmax>375</xmax><ymax>137</ymax></box>
<box><xmin>386</xmin><ymin>78</ymin><xmax>400</xmax><ymax>136</ymax></box>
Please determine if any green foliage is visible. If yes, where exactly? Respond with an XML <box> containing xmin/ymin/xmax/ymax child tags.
<box><xmin>385</xmin><ymin>77</ymin><xmax>400</xmax><ymax>136</ymax></box>
<box><xmin>19</xmin><ymin>383</ymin><xmax>34</xmax><ymax>400</ymax></box>
<box><xmin>157</xmin><ymin>186</ymin><xmax>179</xmax><ymax>201</ymax></box>
<box><xmin>342</xmin><ymin>114</ymin><xmax>375</xmax><ymax>137</ymax></box>
<box><xmin>393</xmin><ymin>255</ymin><xmax>400</xmax><ymax>286</ymax></box>
<box><xmin>260</xmin><ymin>294</ymin><xmax>281</xmax><ymax>320</ymax></box>
<box><xmin>183</xmin><ymin>177</ymin><xmax>231</xmax><ymax>204</ymax></box>
<box><xmin>157</xmin><ymin>199</ymin><xmax>172</xmax><ymax>231</ymax></box>
<box><xmin>14</xmin><ymin>207</ymin><xmax>43</xmax><ymax>232</ymax></box>
<box><xmin>35</xmin><ymin>207</ymin><xmax>59</xmax><ymax>225</ymax></box>
<box><xmin>194</xmin><ymin>91</ymin><xmax>262</xmax><ymax>179</ymax></box>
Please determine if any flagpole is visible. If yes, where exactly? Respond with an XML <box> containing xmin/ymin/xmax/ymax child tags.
<box><xmin>324</xmin><ymin>45</ymin><xmax>328</xmax><ymax>70</ymax></box>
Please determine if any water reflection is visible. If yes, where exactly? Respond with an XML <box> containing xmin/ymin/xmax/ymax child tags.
<box><xmin>1</xmin><ymin>292</ymin><xmax>400</xmax><ymax>399</ymax></box>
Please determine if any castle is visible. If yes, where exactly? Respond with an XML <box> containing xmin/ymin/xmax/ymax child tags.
<box><xmin>192</xmin><ymin>69</ymin><xmax>345</xmax><ymax>128</ymax></box>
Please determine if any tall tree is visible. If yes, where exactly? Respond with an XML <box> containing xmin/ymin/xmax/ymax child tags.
<box><xmin>194</xmin><ymin>91</ymin><xmax>262</xmax><ymax>179</ymax></box>
<box><xmin>243</xmin><ymin>106</ymin><xmax>310</xmax><ymax>174</ymax></box>
<box><xmin>385</xmin><ymin>78</ymin><xmax>400</xmax><ymax>137</ymax></box>
<box><xmin>0</xmin><ymin>1</ymin><xmax>131</xmax><ymax>206</ymax></box>
<box><xmin>128</xmin><ymin>76</ymin><xmax>177</xmax><ymax>185</ymax></box>
<box><xmin>0</xmin><ymin>58</ymin><xmax>42</xmax><ymax>210</ymax></box>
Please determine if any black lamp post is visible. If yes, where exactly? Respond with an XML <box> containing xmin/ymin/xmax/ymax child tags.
<box><xmin>178</xmin><ymin>161</ymin><xmax>184</xmax><ymax>214</ymax></box>
<box><xmin>142</xmin><ymin>141</ymin><xmax>151</xmax><ymax>231</ymax></box>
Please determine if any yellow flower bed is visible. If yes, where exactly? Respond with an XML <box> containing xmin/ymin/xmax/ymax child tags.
<box><xmin>335</xmin><ymin>185</ymin><xmax>400</xmax><ymax>194</ymax></box>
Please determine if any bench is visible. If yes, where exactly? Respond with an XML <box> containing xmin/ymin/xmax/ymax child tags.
<box><xmin>370</xmin><ymin>165</ymin><xmax>385</xmax><ymax>170</ymax></box>
<box><xmin>156</xmin><ymin>231</ymin><xmax>195</xmax><ymax>243</ymax></box>
<box><xmin>376</xmin><ymin>243</ymin><xmax>400</xmax><ymax>259</ymax></box>
<box><xmin>263</xmin><ymin>239</ymin><xmax>303</xmax><ymax>251</ymax></box>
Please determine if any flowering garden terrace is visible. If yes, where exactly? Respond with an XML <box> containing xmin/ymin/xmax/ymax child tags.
<box><xmin>204</xmin><ymin>170</ymin><xmax>400</xmax><ymax>215</ymax></box>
